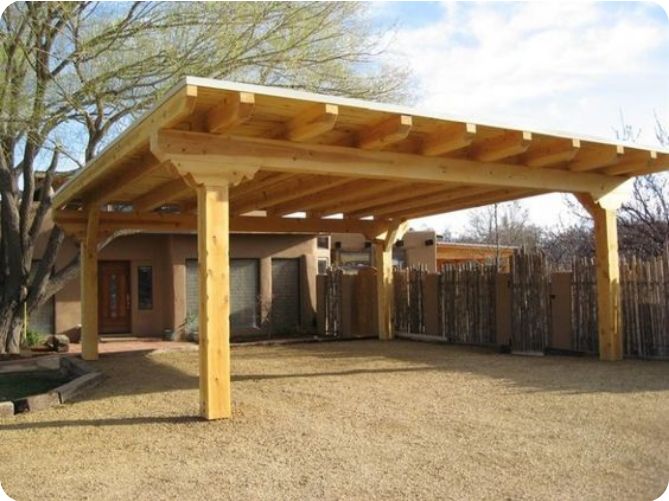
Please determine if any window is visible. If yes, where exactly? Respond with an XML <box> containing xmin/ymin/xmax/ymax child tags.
<box><xmin>317</xmin><ymin>235</ymin><xmax>330</xmax><ymax>249</ymax></box>
<box><xmin>137</xmin><ymin>265</ymin><xmax>153</xmax><ymax>310</ymax></box>
<box><xmin>230</xmin><ymin>259</ymin><xmax>260</xmax><ymax>328</ymax></box>
<box><xmin>186</xmin><ymin>258</ymin><xmax>260</xmax><ymax>328</ymax></box>
<box><xmin>318</xmin><ymin>258</ymin><xmax>329</xmax><ymax>274</ymax></box>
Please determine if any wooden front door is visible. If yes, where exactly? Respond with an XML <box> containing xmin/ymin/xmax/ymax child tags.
<box><xmin>99</xmin><ymin>261</ymin><xmax>131</xmax><ymax>334</ymax></box>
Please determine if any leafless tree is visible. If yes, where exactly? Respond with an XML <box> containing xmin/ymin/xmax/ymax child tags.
<box><xmin>458</xmin><ymin>201</ymin><xmax>543</xmax><ymax>248</ymax></box>
<box><xmin>617</xmin><ymin>115</ymin><xmax>669</xmax><ymax>258</ymax></box>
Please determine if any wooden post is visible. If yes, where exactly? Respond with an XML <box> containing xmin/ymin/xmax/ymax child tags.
<box><xmin>373</xmin><ymin>222</ymin><xmax>408</xmax><ymax>340</ymax></box>
<box><xmin>576</xmin><ymin>192</ymin><xmax>624</xmax><ymax>361</ymax></box>
<box><xmin>593</xmin><ymin>204</ymin><xmax>622</xmax><ymax>361</ymax></box>
<box><xmin>374</xmin><ymin>240</ymin><xmax>394</xmax><ymax>340</ymax></box>
<box><xmin>196</xmin><ymin>181</ymin><xmax>232</xmax><ymax>419</ymax></box>
<box><xmin>80</xmin><ymin>207</ymin><xmax>99</xmax><ymax>361</ymax></box>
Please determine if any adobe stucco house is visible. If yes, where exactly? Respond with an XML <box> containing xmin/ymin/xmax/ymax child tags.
<box><xmin>33</xmin><ymin>212</ymin><xmax>330</xmax><ymax>340</ymax></box>
<box><xmin>331</xmin><ymin>230</ymin><xmax>516</xmax><ymax>272</ymax></box>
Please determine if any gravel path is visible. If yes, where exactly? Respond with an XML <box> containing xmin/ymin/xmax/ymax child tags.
<box><xmin>1</xmin><ymin>340</ymin><xmax>667</xmax><ymax>500</ymax></box>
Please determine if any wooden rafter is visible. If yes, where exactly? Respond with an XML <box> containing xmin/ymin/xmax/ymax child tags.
<box><xmin>470</xmin><ymin>131</ymin><xmax>532</xmax><ymax>162</ymax></box>
<box><xmin>602</xmin><ymin>150</ymin><xmax>659</xmax><ymax>176</ymax></box>
<box><xmin>206</xmin><ymin>91</ymin><xmax>255</xmax><ymax>133</ymax></box>
<box><xmin>358</xmin><ymin>114</ymin><xmax>412</xmax><ymax>150</ymax></box>
<box><xmin>569</xmin><ymin>144</ymin><xmax>624</xmax><ymax>172</ymax></box>
<box><xmin>131</xmin><ymin>178</ymin><xmax>192</xmax><ymax>212</ymax></box>
<box><xmin>82</xmin><ymin>154</ymin><xmax>163</xmax><ymax>206</ymax></box>
<box><xmin>269</xmin><ymin>179</ymin><xmax>403</xmax><ymax>216</ymax></box>
<box><xmin>383</xmin><ymin>188</ymin><xmax>540</xmax><ymax>220</ymax></box>
<box><xmin>422</xmin><ymin>123</ymin><xmax>477</xmax><ymax>156</ymax></box>
<box><xmin>367</xmin><ymin>186</ymin><xmax>492</xmax><ymax>218</ymax></box>
<box><xmin>282</xmin><ymin>103</ymin><xmax>338</xmax><ymax>142</ymax></box>
<box><xmin>232</xmin><ymin>175</ymin><xmax>349</xmax><ymax>215</ymax></box>
<box><xmin>230</xmin><ymin>172</ymin><xmax>295</xmax><ymax>200</ymax></box>
<box><xmin>523</xmin><ymin>138</ymin><xmax>581</xmax><ymax>167</ymax></box>
<box><xmin>150</xmin><ymin>129</ymin><xmax>628</xmax><ymax>199</ymax></box>
<box><xmin>338</xmin><ymin>184</ymin><xmax>453</xmax><ymax>218</ymax></box>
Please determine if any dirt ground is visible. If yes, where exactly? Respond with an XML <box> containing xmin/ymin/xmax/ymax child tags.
<box><xmin>0</xmin><ymin>340</ymin><xmax>667</xmax><ymax>500</ymax></box>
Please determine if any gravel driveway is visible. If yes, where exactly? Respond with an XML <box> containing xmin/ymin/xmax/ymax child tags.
<box><xmin>1</xmin><ymin>340</ymin><xmax>667</xmax><ymax>500</ymax></box>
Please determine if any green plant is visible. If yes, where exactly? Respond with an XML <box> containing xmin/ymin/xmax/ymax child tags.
<box><xmin>22</xmin><ymin>329</ymin><xmax>43</xmax><ymax>349</ymax></box>
<box><xmin>184</xmin><ymin>313</ymin><xmax>199</xmax><ymax>343</ymax></box>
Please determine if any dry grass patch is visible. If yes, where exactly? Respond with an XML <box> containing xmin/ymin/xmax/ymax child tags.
<box><xmin>0</xmin><ymin>340</ymin><xmax>667</xmax><ymax>500</ymax></box>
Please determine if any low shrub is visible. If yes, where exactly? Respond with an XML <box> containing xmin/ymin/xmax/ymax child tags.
<box><xmin>22</xmin><ymin>329</ymin><xmax>44</xmax><ymax>348</ymax></box>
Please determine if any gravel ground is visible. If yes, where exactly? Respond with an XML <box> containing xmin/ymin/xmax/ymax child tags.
<box><xmin>0</xmin><ymin>340</ymin><xmax>667</xmax><ymax>500</ymax></box>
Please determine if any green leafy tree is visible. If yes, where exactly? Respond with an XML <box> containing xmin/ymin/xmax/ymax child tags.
<box><xmin>0</xmin><ymin>1</ymin><xmax>409</xmax><ymax>353</ymax></box>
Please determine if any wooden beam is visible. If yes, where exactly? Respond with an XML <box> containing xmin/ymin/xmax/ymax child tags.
<box><xmin>150</xmin><ymin>130</ymin><xmax>627</xmax><ymax>199</ymax></box>
<box><xmin>334</xmin><ymin>184</ymin><xmax>453</xmax><ymax>217</ymax></box>
<box><xmin>422</xmin><ymin>123</ymin><xmax>477</xmax><ymax>156</ymax></box>
<box><xmin>602</xmin><ymin>150</ymin><xmax>658</xmax><ymax>176</ymax></box>
<box><xmin>54</xmin><ymin>84</ymin><xmax>197</xmax><ymax>208</ymax></box>
<box><xmin>232</xmin><ymin>175</ymin><xmax>349</xmax><ymax>215</ymax></box>
<box><xmin>230</xmin><ymin>173</ymin><xmax>296</xmax><ymax>200</ymax></box>
<box><xmin>80</xmin><ymin>206</ymin><xmax>99</xmax><ymax>361</ymax></box>
<box><xmin>53</xmin><ymin>210</ymin><xmax>389</xmax><ymax>237</ymax></box>
<box><xmin>206</xmin><ymin>91</ymin><xmax>255</xmax><ymax>133</ymax></box>
<box><xmin>83</xmin><ymin>154</ymin><xmax>163</xmax><ymax>206</ymax></box>
<box><xmin>523</xmin><ymin>138</ymin><xmax>580</xmax><ymax>167</ymax></box>
<box><xmin>471</xmin><ymin>131</ymin><xmax>532</xmax><ymax>162</ymax></box>
<box><xmin>131</xmin><ymin>178</ymin><xmax>193</xmax><ymax>212</ymax></box>
<box><xmin>383</xmin><ymin>188</ymin><xmax>540</xmax><ymax>220</ymax></box>
<box><xmin>196</xmin><ymin>181</ymin><xmax>232</xmax><ymax>419</ymax></box>
<box><xmin>625</xmin><ymin>152</ymin><xmax>669</xmax><ymax>176</ymax></box>
<box><xmin>364</xmin><ymin>186</ymin><xmax>491</xmax><ymax>218</ymax></box>
<box><xmin>283</xmin><ymin>103</ymin><xmax>338</xmax><ymax>142</ymax></box>
<box><xmin>271</xmin><ymin>180</ymin><xmax>401</xmax><ymax>216</ymax></box>
<box><xmin>358</xmin><ymin>114</ymin><xmax>412</xmax><ymax>150</ymax></box>
<box><xmin>569</xmin><ymin>144</ymin><xmax>624</xmax><ymax>172</ymax></box>
<box><xmin>273</xmin><ymin>179</ymin><xmax>406</xmax><ymax>216</ymax></box>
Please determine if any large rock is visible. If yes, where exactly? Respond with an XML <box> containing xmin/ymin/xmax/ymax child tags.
<box><xmin>44</xmin><ymin>334</ymin><xmax>70</xmax><ymax>353</ymax></box>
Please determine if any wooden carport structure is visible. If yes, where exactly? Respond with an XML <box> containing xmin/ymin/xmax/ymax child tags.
<box><xmin>52</xmin><ymin>77</ymin><xmax>669</xmax><ymax>419</ymax></box>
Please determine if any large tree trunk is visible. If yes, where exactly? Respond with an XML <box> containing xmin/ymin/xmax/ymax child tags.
<box><xmin>0</xmin><ymin>302</ymin><xmax>22</xmax><ymax>355</ymax></box>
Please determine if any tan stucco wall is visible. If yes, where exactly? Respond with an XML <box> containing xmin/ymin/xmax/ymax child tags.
<box><xmin>403</xmin><ymin>231</ymin><xmax>438</xmax><ymax>272</ymax></box>
<box><xmin>42</xmin><ymin>228</ymin><xmax>320</xmax><ymax>338</ymax></box>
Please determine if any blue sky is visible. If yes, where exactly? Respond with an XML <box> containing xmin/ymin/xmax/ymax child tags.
<box><xmin>368</xmin><ymin>1</ymin><xmax>669</xmax><ymax>235</ymax></box>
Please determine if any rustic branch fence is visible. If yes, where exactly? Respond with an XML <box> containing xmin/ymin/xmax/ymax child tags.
<box><xmin>394</xmin><ymin>267</ymin><xmax>427</xmax><ymax>334</ymax></box>
<box><xmin>323</xmin><ymin>267</ymin><xmax>343</xmax><ymax>337</ymax></box>
<box><xmin>572</xmin><ymin>251</ymin><xmax>669</xmax><ymax>358</ymax></box>
<box><xmin>509</xmin><ymin>250</ymin><xmax>552</xmax><ymax>353</ymax></box>
<box><xmin>439</xmin><ymin>262</ymin><xmax>497</xmax><ymax>345</ymax></box>
<box><xmin>320</xmin><ymin>249</ymin><xmax>668</xmax><ymax>360</ymax></box>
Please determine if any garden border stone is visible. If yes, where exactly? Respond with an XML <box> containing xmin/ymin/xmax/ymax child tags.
<box><xmin>2</xmin><ymin>355</ymin><xmax>103</xmax><ymax>416</ymax></box>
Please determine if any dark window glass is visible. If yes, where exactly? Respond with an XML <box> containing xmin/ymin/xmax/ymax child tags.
<box><xmin>318</xmin><ymin>258</ymin><xmax>329</xmax><ymax>274</ymax></box>
<box><xmin>137</xmin><ymin>265</ymin><xmax>153</xmax><ymax>310</ymax></box>
<box><xmin>317</xmin><ymin>236</ymin><xmax>330</xmax><ymax>249</ymax></box>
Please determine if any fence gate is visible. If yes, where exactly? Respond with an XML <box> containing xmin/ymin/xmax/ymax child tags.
<box><xmin>439</xmin><ymin>262</ymin><xmax>497</xmax><ymax>345</ymax></box>
<box><xmin>509</xmin><ymin>250</ymin><xmax>551</xmax><ymax>353</ymax></box>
